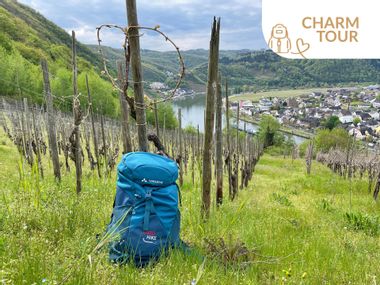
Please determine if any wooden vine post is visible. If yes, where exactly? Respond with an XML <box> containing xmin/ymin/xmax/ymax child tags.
<box><xmin>40</xmin><ymin>59</ymin><xmax>61</xmax><ymax>182</ymax></box>
<box><xmin>202</xmin><ymin>17</ymin><xmax>220</xmax><ymax>218</ymax></box>
<box><xmin>126</xmin><ymin>0</ymin><xmax>147</xmax><ymax>152</ymax></box>
<box><xmin>31</xmin><ymin>104</ymin><xmax>43</xmax><ymax>178</ymax></box>
<box><xmin>306</xmin><ymin>140</ymin><xmax>314</xmax><ymax>175</ymax></box>
<box><xmin>117</xmin><ymin>62</ymin><xmax>133</xmax><ymax>154</ymax></box>
<box><xmin>71</xmin><ymin>31</ymin><xmax>82</xmax><ymax>194</ymax></box>
<box><xmin>178</xmin><ymin>108</ymin><xmax>183</xmax><ymax>186</ymax></box>
<box><xmin>225</xmin><ymin>81</ymin><xmax>232</xmax><ymax>200</ymax></box>
<box><xmin>85</xmin><ymin>74</ymin><xmax>102</xmax><ymax>178</ymax></box>
<box><xmin>23</xmin><ymin>98</ymin><xmax>34</xmax><ymax>166</ymax></box>
<box><xmin>215</xmin><ymin>74</ymin><xmax>223</xmax><ymax>206</ymax></box>
<box><xmin>154</xmin><ymin>101</ymin><xmax>160</xmax><ymax>138</ymax></box>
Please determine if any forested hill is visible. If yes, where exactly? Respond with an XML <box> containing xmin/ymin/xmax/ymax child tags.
<box><xmin>0</xmin><ymin>0</ymin><xmax>102</xmax><ymax>69</ymax></box>
<box><xmin>0</xmin><ymin>0</ymin><xmax>118</xmax><ymax>116</ymax></box>
<box><xmin>88</xmin><ymin>45</ymin><xmax>380</xmax><ymax>92</ymax></box>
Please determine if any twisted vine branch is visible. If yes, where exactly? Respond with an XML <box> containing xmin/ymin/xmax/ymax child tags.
<box><xmin>96</xmin><ymin>24</ymin><xmax>185</xmax><ymax>118</ymax></box>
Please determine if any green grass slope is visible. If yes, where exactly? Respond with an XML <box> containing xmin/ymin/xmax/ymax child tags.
<box><xmin>0</xmin><ymin>133</ymin><xmax>379</xmax><ymax>284</ymax></box>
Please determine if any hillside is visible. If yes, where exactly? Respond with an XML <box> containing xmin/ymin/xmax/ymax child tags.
<box><xmin>1</xmin><ymin>0</ymin><xmax>380</xmax><ymax>109</ymax></box>
<box><xmin>88</xmin><ymin>45</ymin><xmax>380</xmax><ymax>92</ymax></box>
<box><xmin>1</xmin><ymin>132</ymin><xmax>379</xmax><ymax>283</ymax></box>
<box><xmin>0</xmin><ymin>0</ymin><xmax>118</xmax><ymax>116</ymax></box>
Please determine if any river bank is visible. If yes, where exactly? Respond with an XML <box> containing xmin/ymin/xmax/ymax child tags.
<box><xmin>236</xmin><ymin>114</ymin><xmax>313</xmax><ymax>140</ymax></box>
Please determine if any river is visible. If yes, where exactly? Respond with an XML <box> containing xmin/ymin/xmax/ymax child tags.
<box><xmin>172</xmin><ymin>93</ymin><xmax>306</xmax><ymax>145</ymax></box>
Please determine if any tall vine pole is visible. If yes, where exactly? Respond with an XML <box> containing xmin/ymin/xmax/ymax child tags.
<box><xmin>117</xmin><ymin>61</ymin><xmax>133</xmax><ymax>154</ymax></box>
<box><xmin>126</xmin><ymin>0</ymin><xmax>147</xmax><ymax>151</ymax></box>
<box><xmin>71</xmin><ymin>31</ymin><xmax>82</xmax><ymax>194</ymax></box>
<box><xmin>178</xmin><ymin>108</ymin><xmax>183</xmax><ymax>186</ymax></box>
<box><xmin>41</xmin><ymin>60</ymin><xmax>61</xmax><ymax>182</ymax></box>
<box><xmin>215</xmin><ymin>73</ymin><xmax>223</xmax><ymax>206</ymax></box>
<box><xmin>225</xmin><ymin>81</ymin><xmax>232</xmax><ymax>200</ymax></box>
<box><xmin>202</xmin><ymin>17</ymin><xmax>220</xmax><ymax>219</ymax></box>
<box><xmin>86</xmin><ymin>74</ymin><xmax>102</xmax><ymax>178</ymax></box>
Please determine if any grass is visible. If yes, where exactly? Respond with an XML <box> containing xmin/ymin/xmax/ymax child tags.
<box><xmin>1</xmin><ymin>137</ymin><xmax>380</xmax><ymax>284</ymax></box>
<box><xmin>230</xmin><ymin>88</ymin><xmax>329</xmax><ymax>102</ymax></box>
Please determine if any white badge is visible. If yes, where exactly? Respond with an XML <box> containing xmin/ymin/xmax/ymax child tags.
<box><xmin>262</xmin><ymin>0</ymin><xmax>379</xmax><ymax>59</ymax></box>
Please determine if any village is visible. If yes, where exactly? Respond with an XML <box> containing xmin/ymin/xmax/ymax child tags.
<box><xmin>149</xmin><ymin>81</ymin><xmax>197</xmax><ymax>100</ymax></box>
<box><xmin>231</xmin><ymin>85</ymin><xmax>380</xmax><ymax>147</ymax></box>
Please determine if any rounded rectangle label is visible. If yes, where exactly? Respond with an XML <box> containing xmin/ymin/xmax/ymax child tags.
<box><xmin>262</xmin><ymin>0</ymin><xmax>379</xmax><ymax>59</ymax></box>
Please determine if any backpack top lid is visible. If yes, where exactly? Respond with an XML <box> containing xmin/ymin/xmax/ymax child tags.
<box><xmin>118</xmin><ymin>152</ymin><xmax>178</xmax><ymax>187</ymax></box>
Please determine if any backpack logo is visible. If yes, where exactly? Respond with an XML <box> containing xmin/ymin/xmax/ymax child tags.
<box><xmin>143</xmin><ymin>231</ymin><xmax>157</xmax><ymax>244</ymax></box>
<box><xmin>141</xmin><ymin>178</ymin><xmax>163</xmax><ymax>185</ymax></box>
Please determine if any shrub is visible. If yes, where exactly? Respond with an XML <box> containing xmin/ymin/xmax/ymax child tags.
<box><xmin>315</xmin><ymin>128</ymin><xmax>350</xmax><ymax>153</ymax></box>
<box><xmin>322</xmin><ymin>115</ymin><xmax>341</xmax><ymax>130</ymax></box>
<box><xmin>258</xmin><ymin>115</ymin><xmax>281</xmax><ymax>147</ymax></box>
<box><xmin>344</xmin><ymin>212</ymin><xmax>379</xmax><ymax>236</ymax></box>
<box><xmin>204</xmin><ymin>236</ymin><xmax>257</xmax><ymax>268</ymax></box>
<box><xmin>272</xmin><ymin>193</ymin><xmax>293</xmax><ymax>207</ymax></box>
<box><xmin>319</xmin><ymin>198</ymin><xmax>335</xmax><ymax>212</ymax></box>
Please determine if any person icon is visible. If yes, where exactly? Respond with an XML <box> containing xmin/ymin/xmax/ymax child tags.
<box><xmin>268</xmin><ymin>24</ymin><xmax>291</xmax><ymax>53</ymax></box>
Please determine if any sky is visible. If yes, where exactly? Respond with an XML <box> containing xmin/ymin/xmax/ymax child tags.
<box><xmin>18</xmin><ymin>0</ymin><xmax>267</xmax><ymax>51</ymax></box>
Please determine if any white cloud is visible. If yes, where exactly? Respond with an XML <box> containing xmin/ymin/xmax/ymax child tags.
<box><xmin>18</xmin><ymin>0</ymin><xmax>266</xmax><ymax>50</ymax></box>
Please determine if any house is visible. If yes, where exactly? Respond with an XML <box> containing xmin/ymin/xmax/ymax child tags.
<box><xmin>354</xmin><ymin>111</ymin><xmax>371</xmax><ymax>122</ymax></box>
<box><xmin>372</xmin><ymin>99</ymin><xmax>380</xmax><ymax>108</ymax></box>
<box><xmin>349</xmin><ymin>128</ymin><xmax>365</xmax><ymax>140</ymax></box>
<box><xmin>150</xmin><ymin>82</ymin><xmax>167</xmax><ymax>90</ymax></box>
<box><xmin>303</xmin><ymin>117</ymin><xmax>320</xmax><ymax>128</ymax></box>
<box><xmin>287</xmin><ymin>98</ymin><xmax>298</xmax><ymax>109</ymax></box>
<box><xmin>338</xmin><ymin>110</ymin><xmax>353</xmax><ymax>124</ymax></box>
<box><xmin>258</xmin><ymin>98</ymin><xmax>272</xmax><ymax>112</ymax></box>
<box><xmin>365</xmin><ymin>85</ymin><xmax>380</xmax><ymax>91</ymax></box>
<box><xmin>325</xmin><ymin>97</ymin><xmax>341</xmax><ymax>107</ymax></box>
<box><xmin>241</xmin><ymin>100</ymin><xmax>254</xmax><ymax>109</ymax></box>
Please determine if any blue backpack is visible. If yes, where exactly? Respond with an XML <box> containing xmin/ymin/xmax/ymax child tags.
<box><xmin>106</xmin><ymin>152</ymin><xmax>181</xmax><ymax>266</ymax></box>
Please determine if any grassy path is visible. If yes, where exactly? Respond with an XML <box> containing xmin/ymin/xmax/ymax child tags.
<box><xmin>0</xmin><ymin>136</ymin><xmax>379</xmax><ymax>284</ymax></box>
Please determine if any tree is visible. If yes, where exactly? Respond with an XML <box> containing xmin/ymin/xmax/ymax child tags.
<box><xmin>353</xmin><ymin>117</ymin><xmax>361</xmax><ymax>126</ymax></box>
<box><xmin>322</xmin><ymin>115</ymin><xmax>341</xmax><ymax>130</ymax></box>
<box><xmin>314</xmin><ymin>128</ymin><xmax>350</xmax><ymax>153</ymax></box>
<box><xmin>183</xmin><ymin>125</ymin><xmax>197</xmax><ymax>135</ymax></box>
<box><xmin>258</xmin><ymin>115</ymin><xmax>281</xmax><ymax>147</ymax></box>
<box><xmin>146</xmin><ymin>103</ymin><xmax>178</xmax><ymax>129</ymax></box>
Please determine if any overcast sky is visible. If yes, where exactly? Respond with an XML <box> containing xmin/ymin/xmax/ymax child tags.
<box><xmin>19</xmin><ymin>0</ymin><xmax>267</xmax><ymax>51</ymax></box>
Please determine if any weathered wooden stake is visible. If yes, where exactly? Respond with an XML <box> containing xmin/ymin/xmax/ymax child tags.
<box><xmin>116</xmin><ymin>62</ymin><xmax>133</xmax><ymax>154</ymax></box>
<box><xmin>100</xmin><ymin>114</ymin><xmax>107</xmax><ymax>170</ymax></box>
<box><xmin>32</xmin><ymin>105</ymin><xmax>44</xmax><ymax>178</ymax></box>
<box><xmin>154</xmin><ymin>101</ymin><xmax>160</xmax><ymax>138</ymax></box>
<box><xmin>178</xmin><ymin>108</ymin><xmax>183</xmax><ymax>186</ymax></box>
<box><xmin>163</xmin><ymin>112</ymin><xmax>166</xmax><ymax>146</ymax></box>
<box><xmin>23</xmin><ymin>98</ymin><xmax>34</xmax><ymax>166</ymax></box>
<box><xmin>85</xmin><ymin>74</ymin><xmax>102</xmax><ymax>178</ymax></box>
<box><xmin>215</xmin><ymin>74</ymin><xmax>223</xmax><ymax>206</ymax></box>
<box><xmin>126</xmin><ymin>0</ymin><xmax>147</xmax><ymax>151</ymax></box>
<box><xmin>41</xmin><ymin>59</ymin><xmax>61</xmax><ymax>181</ymax></box>
<box><xmin>225</xmin><ymin>80</ymin><xmax>232</xmax><ymax>200</ymax></box>
<box><xmin>72</xmin><ymin>31</ymin><xmax>82</xmax><ymax>194</ymax></box>
<box><xmin>202</xmin><ymin>17</ymin><xmax>220</xmax><ymax>218</ymax></box>
<box><xmin>235</xmin><ymin>105</ymin><xmax>240</xmax><ymax>197</ymax></box>
<box><xmin>306</xmin><ymin>140</ymin><xmax>314</xmax><ymax>175</ymax></box>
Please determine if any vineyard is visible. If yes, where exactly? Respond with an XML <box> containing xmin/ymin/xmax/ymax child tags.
<box><xmin>1</xmin><ymin>0</ymin><xmax>380</xmax><ymax>284</ymax></box>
